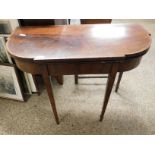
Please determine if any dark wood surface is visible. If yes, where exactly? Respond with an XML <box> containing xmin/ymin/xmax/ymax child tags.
<box><xmin>6</xmin><ymin>24</ymin><xmax>151</xmax><ymax>124</ymax></box>
<box><xmin>7</xmin><ymin>24</ymin><xmax>151</xmax><ymax>62</ymax></box>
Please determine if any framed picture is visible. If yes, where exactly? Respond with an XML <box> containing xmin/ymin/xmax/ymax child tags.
<box><xmin>0</xmin><ymin>36</ymin><xmax>12</xmax><ymax>63</ymax></box>
<box><xmin>0</xmin><ymin>63</ymin><xmax>24</xmax><ymax>101</ymax></box>
<box><xmin>0</xmin><ymin>20</ymin><xmax>11</xmax><ymax>34</ymax></box>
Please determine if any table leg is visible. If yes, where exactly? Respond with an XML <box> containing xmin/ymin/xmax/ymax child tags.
<box><xmin>43</xmin><ymin>73</ymin><xmax>59</xmax><ymax>124</ymax></box>
<box><xmin>100</xmin><ymin>64</ymin><xmax>118</xmax><ymax>121</ymax></box>
<box><xmin>75</xmin><ymin>74</ymin><xmax>78</xmax><ymax>84</ymax></box>
<box><xmin>32</xmin><ymin>74</ymin><xmax>40</xmax><ymax>95</ymax></box>
<box><xmin>115</xmin><ymin>72</ymin><xmax>123</xmax><ymax>92</ymax></box>
<box><xmin>55</xmin><ymin>75</ymin><xmax>64</xmax><ymax>85</ymax></box>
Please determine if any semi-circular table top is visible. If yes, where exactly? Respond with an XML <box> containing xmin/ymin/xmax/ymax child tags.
<box><xmin>7</xmin><ymin>24</ymin><xmax>151</xmax><ymax>62</ymax></box>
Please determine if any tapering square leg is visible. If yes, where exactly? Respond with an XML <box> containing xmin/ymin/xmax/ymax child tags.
<box><xmin>32</xmin><ymin>74</ymin><xmax>40</xmax><ymax>95</ymax></box>
<box><xmin>115</xmin><ymin>72</ymin><xmax>123</xmax><ymax>92</ymax></box>
<box><xmin>55</xmin><ymin>75</ymin><xmax>64</xmax><ymax>85</ymax></box>
<box><xmin>43</xmin><ymin>73</ymin><xmax>59</xmax><ymax>124</ymax></box>
<box><xmin>100</xmin><ymin>65</ymin><xmax>118</xmax><ymax>121</ymax></box>
<box><xmin>75</xmin><ymin>74</ymin><xmax>78</xmax><ymax>84</ymax></box>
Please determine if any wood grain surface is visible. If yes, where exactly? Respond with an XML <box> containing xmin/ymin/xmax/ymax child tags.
<box><xmin>7</xmin><ymin>24</ymin><xmax>151</xmax><ymax>62</ymax></box>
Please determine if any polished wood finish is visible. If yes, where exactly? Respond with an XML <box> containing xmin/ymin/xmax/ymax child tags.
<box><xmin>7</xmin><ymin>24</ymin><xmax>151</xmax><ymax>61</ymax></box>
<box><xmin>7</xmin><ymin>24</ymin><xmax>151</xmax><ymax>124</ymax></box>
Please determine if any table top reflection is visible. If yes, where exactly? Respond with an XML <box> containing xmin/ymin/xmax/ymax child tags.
<box><xmin>7</xmin><ymin>24</ymin><xmax>151</xmax><ymax>62</ymax></box>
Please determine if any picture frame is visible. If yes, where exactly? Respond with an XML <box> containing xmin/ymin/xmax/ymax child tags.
<box><xmin>0</xmin><ymin>63</ymin><xmax>24</xmax><ymax>101</ymax></box>
<box><xmin>0</xmin><ymin>20</ymin><xmax>11</xmax><ymax>35</ymax></box>
<box><xmin>0</xmin><ymin>36</ymin><xmax>12</xmax><ymax>63</ymax></box>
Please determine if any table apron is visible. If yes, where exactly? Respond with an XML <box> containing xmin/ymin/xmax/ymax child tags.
<box><xmin>14</xmin><ymin>56</ymin><xmax>142</xmax><ymax>75</ymax></box>
<box><xmin>15</xmin><ymin>59</ymin><xmax>46</xmax><ymax>74</ymax></box>
<box><xmin>118</xmin><ymin>56</ymin><xmax>142</xmax><ymax>72</ymax></box>
<box><xmin>47</xmin><ymin>62</ymin><xmax>112</xmax><ymax>75</ymax></box>
<box><xmin>47</xmin><ymin>57</ymin><xmax>142</xmax><ymax>75</ymax></box>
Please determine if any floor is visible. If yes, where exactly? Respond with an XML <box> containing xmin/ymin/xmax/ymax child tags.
<box><xmin>0</xmin><ymin>19</ymin><xmax>155</xmax><ymax>134</ymax></box>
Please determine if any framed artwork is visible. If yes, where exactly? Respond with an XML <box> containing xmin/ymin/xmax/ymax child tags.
<box><xmin>0</xmin><ymin>63</ymin><xmax>24</xmax><ymax>101</ymax></box>
<box><xmin>0</xmin><ymin>36</ymin><xmax>12</xmax><ymax>63</ymax></box>
<box><xmin>0</xmin><ymin>20</ymin><xmax>11</xmax><ymax>34</ymax></box>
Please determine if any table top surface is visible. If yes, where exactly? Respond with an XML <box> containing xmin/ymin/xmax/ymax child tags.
<box><xmin>7</xmin><ymin>24</ymin><xmax>151</xmax><ymax>62</ymax></box>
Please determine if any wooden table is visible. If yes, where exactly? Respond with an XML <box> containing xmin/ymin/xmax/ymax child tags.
<box><xmin>6</xmin><ymin>24</ymin><xmax>151</xmax><ymax>124</ymax></box>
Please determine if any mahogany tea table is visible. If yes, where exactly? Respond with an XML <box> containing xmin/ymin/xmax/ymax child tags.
<box><xmin>6</xmin><ymin>24</ymin><xmax>151</xmax><ymax>124</ymax></box>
